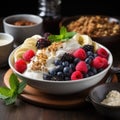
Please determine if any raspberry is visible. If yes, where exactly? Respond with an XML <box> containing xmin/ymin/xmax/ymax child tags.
<box><xmin>75</xmin><ymin>61</ymin><xmax>88</xmax><ymax>73</ymax></box>
<box><xmin>102</xmin><ymin>58</ymin><xmax>109</xmax><ymax>68</ymax></box>
<box><xmin>71</xmin><ymin>71</ymin><xmax>83</xmax><ymax>80</ymax></box>
<box><xmin>92</xmin><ymin>56</ymin><xmax>107</xmax><ymax>69</ymax></box>
<box><xmin>73</xmin><ymin>48</ymin><xmax>87</xmax><ymax>60</ymax></box>
<box><xmin>14</xmin><ymin>59</ymin><xmax>27</xmax><ymax>73</ymax></box>
<box><xmin>96</xmin><ymin>48</ymin><xmax>109</xmax><ymax>59</ymax></box>
<box><xmin>23</xmin><ymin>49</ymin><xmax>35</xmax><ymax>62</ymax></box>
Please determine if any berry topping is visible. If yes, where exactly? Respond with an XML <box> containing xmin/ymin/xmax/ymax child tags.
<box><xmin>92</xmin><ymin>56</ymin><xmax>106</xmax><ymax>69</ymax></box>
<box><xmin>75</xmin><ymin>61</ymin><xmax>88</xmax><ymax>73</ymax></box>
<box><xmin>14</xmin><ymin>59</ymin><xmax>27</xmax><ymax>73</ymax></box>
<box><xmin>102</xmin><ymin>58</ymin><xmax>109</xmax><ymax>68</ymax></box>
<box><xmin>73</xmin><ymin>48</ymin><xmax>87</xmax><ymax>60</ymax></box>
<box><xmin>36</xmin><ymin>38</ymin><xmax>51</xmax><ymax>49</ymax></box>
<box><xmin>61</xmin><ymin>53</ymin><xmax>75</xmax><ymax>63</ymax></box>
<box><xmin>96</xmin><ymin>48</ymin><xmax>109</xmax><ymax>59</ymax></box>
<box><xmin>23</xmin><ymin>49</ymin><xmax>35</xmax><ymax>62</ymax></box>
<box><xmin>71</xmin><ymin>71</ymin><xmax>83</xmax><ymax>80</ymax></box>
<box><xmin>83</xmin><ymin>45</ymin><xmax>94</xmax><ymax>52</ymax></box>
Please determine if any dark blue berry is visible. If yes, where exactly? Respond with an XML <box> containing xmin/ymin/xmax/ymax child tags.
<box><xmin>54</xmin><ymin>59</ymin><xmax>62</xmax><ymax>65</ymax></box>
<box><xmin>63</xmin><ymin>67</ymin><xmax>72</xmax><ymax>76</ymax></box>
<box><xmin>69</xmin><ymin>63</ymin><xmax>75</xmax><ymax>70</ymax></box>
<box><xmin>62</xmin><ymin>61</ymin><xmax>69</xmax><ymax>67</ymax></box>
<box><xmin>49</xmin><ymin>69</ymin><xmax>56</xmax><ymax>76</ymax></box>
<box><xmin>85</xmin><ymin>57</ymin><xmax>92</xmax><ymax>64</ymax></box>
<box><xmin>43</xmin><ymin>73</ymin><xmax>52</xmax><ymax>80</ymax></box>
<box><xmin>74</xmin><ymin>58</ymin><xmax>80</xmax><ymax>65</ymax></box>
<box><xmin>55</xmin><ymin>65</ymin><xmax>63</xmax><ymax>72</ymax></box>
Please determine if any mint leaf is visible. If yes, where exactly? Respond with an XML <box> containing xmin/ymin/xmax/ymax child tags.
<box><xmin>65</xmin><ymin>31</ymin><xmax>76</xmax><ymax>38</ymax></box>
<box><xmin>60</xmin><ymin>26</ymin><xmax>67</xmax><ymax>36</ymax></box>
<box><xmin>0</xmin><ymin>87</ymin><xmax>12</xmax><ymax>99</ymax></box>
<box><xmin>48</xmin><ymin>34</ymin><xmax>63</xmax><ymax>42</ymax></box>
<box><xmin>18</xmin><ymin>80</ymin><xmax>27</xmax><ymax>94</ymax></box>
<box><xmin>9</xmin><ymin>73</ymin><xmax>19</xmax><ymax>91</ymax></box>
<box><xmin>48</xmin><ymin>26</ymin><xmax>76</xmax><ymax>42</ymax></box>
<box><xmin>5</xmin><ymin>94</ymin><xmax>17</xmax><ymax>105</ymax></box>
<box><xmin>0</xmin><ymin>73</ymin><xmax>26</xmax><ymax>105</ymax></box>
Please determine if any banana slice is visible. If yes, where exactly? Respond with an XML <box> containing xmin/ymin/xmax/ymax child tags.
<box><xmin>92</xmin><ymin>41</ymin><xmax>100</xmax><ymax>52</ymax></box>
<box><xmin>14</xmin><ymin>51</ymin><xmax>25</xmax><ymax>62</ymax></box>
<box><xmin>14</xmin><ymin>35</ymin><xmax>42</xmax><ymax>61</ymax></box>
<box><xmin>73</xmin><ymin>33</ymin><xmax>93</xmax><ymax>46</ymax></box>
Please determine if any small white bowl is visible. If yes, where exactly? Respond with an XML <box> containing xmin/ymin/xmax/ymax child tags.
<box><xmin>3</xmin><ymin>14</ymin><xmax>43</xmax><ymax>46</ymax></box>
<box><xmin>0</xmin><ymin>33</ymin><xmax>14</xmax><ymax>67</ymax></box>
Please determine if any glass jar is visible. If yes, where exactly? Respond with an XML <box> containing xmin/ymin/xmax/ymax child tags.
<box><xmin>38</xmin><ymin>0</ymin><xmax>62</xmax><ymax>34</ymax></box>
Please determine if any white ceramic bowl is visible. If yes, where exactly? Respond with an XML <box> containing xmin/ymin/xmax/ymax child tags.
<box><xmin>3</xmin><ymin>14</ymin><xmax>43</xmax><ymax>46</ymax></box>
<box><xmin>0</xmin><ymin>32</ymin><xmax>14</xmax><ymax>67</ymax></box>
<box><xmin>8</xmin><ymin>42</ymin><xmax>113</xmax><ymax>95</ymax></box>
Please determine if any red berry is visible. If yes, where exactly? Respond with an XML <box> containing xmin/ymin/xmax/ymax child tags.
<box><xmin>102</xmin><ymin>58</ymin><xmax>109</xmax><ymax>68</ymax></box>
<box><xmin>14</xmin><ymin>59</ymin><xmax>27</xmax><ymax>73</ymax></box>
<box><xmin>92</xmin><ymin>56</ymin><xmax>105</xmax><ymax>69</ymax></box>
<box><xmin>97</xmin><ymin>48</ymin><xmax>109</xmax><ymax>59</ymax></box>
<box><xmin>23</xmin><ymin>49</ymin><xmax>35</xmax><ymax>62</ymax></box>
<box><xmin>73</xmin><ymin>48</ymin><xmax>87</xmax><ymax>60</ymax></box>
<box><xmin>71</xmin><ymin>71</ymin><xmax>83</xmax><ymax>80</ymax></box>
<box><xmin>75</xmin><ymin>61</ymin><xmax>88</xmax><ymax>73</ymax></box>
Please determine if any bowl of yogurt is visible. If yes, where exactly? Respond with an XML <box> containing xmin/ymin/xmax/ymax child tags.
<box><xmin>8</xmin><ymin>30</ymin><xmax>113</xmax><ymax>95</ymax></box>
<box><xmin>0</xmin><ymin>33</ymin><xmax>14</xmax><ymax>67</ymax></box>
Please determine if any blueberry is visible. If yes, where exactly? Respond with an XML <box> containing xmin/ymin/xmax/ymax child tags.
<box><xmin>57</xmin><ymin>72</ymin><xmax>64</xmax><ymax>80</ymax></box>
<box><xmin>85</xmin><ymin>57</ymin><xmax>92</xmax><ymax>64</ymax></box>
<box><xmin>74</xmin><ymin>58</ymin><xmax>80</xmax><ymax>65</ymax></box>
<box><xmin>43</xmin><ymin>73</ymin><xmax>52</xmax><ymax>80</ymax></box>
<box><xmin>63</xmin><ymin>67</ymin><xmax>72</xmax><ymax>76</ymax></box>
<box><xmin>91</xmin><ymin>67</ymin><xmax>97</xmax><ymax>74</ymax></box>
<box><xmin>87</xmin><ymin>51</ymin><xmax>94</xmax><ymax>57</ymax></box>
<box><xmin>49</xmin><ymin>69</ymin><xmax>56</xmax><ymax>75</ymax></box>
<box><xmin>86</xmin><ymin>64</ymin><xmax>91</xmax><ymax>70</ymax></box>
<box><xmin>69</xmin><ymin>63</ymin><xmax>75</xmax><ymax>70</ymax></box>
<box><xmin>62</xmin><ymin>61</ymin><xmax>69</xmax><ymax>67</ymax></box>
<box><xmin>54</xmin><ymin>59</ymin><xmax>62</xmax><ymax>65</ymax></box>
<box><xmin>55</xmin><ymin>65</ymin><xmax>63</xmax><ymax>72</ymax></box>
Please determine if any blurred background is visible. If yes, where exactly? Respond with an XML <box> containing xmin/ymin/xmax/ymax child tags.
<box><xmin>0</xmin><ymin>0</ymin><xmax>120</xmax><ymax>17</ymax></box>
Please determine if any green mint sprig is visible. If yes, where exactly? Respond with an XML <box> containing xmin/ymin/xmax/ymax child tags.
<box><xmin>48</xmin><ymin>26</ymin><xmax>76</xmax><ymax>42</ymax></box>
<box><xmin>0</xmin><ymin>73</ymin><xmax>26</xmax><ymax>105</ymax></box>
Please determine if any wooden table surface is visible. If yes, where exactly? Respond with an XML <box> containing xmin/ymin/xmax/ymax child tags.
<box><xmin>0</xmin><ymin>17</ymin><xmax>120</xmax><ymax>120</ymax></box>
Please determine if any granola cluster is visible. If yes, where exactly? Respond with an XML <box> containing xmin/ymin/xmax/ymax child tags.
<box><xmin>67</xmin><ymin>16</ymin><xmax>120</xmax><ymax>37</ymax></box>
<box><xmin>30</xmin><ymin>41</ymin><xmax>63</xmax><ymax>71</ymax></box>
